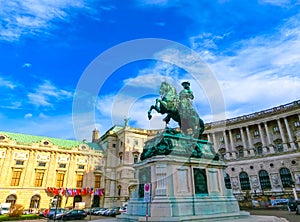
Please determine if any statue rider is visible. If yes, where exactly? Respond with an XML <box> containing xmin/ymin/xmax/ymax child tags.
<box><xmin>179</xmin><ymin>81</ymin><xmax>194</xmax><ymax>114</ymax></box>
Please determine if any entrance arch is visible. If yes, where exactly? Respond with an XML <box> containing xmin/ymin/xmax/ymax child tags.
<box><xmin>6</xmin><ymin>194</ymin><xmax>17</xmax><ymax>206</ymax></box>
<box><xmin>29</xmin><ymin>195</ymin><xmax>40</xmax><ymax>209</ymax></box>
<box><xmin>92</xmin><ymin>195</ymin><xmax>100</xmax><ymax>207</ymax></box>
<box><xmin>73</xmin><ymin>195</ymin><xmax>82</xmax><ymax>208</ymax></box>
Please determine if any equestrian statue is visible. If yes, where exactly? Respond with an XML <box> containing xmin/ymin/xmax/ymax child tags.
<box><xmin>148</xmin><ymin>81</ymin><xmax>205</xmax><ymax>139</ymax></box>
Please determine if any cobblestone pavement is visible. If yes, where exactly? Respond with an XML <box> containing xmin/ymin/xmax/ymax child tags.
<box><xmin>5</xmin><ymin>209</ymin><xmax>300</xmax><ymax>222</ymax></box>
<box><xmin>247</xmin><ymin>208</ymin><xmax>299</xmax><ymax>222</ymax></box>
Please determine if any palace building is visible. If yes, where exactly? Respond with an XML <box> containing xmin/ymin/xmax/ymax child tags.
<box><xmin>94</xmin><ymin>100</ymin><xmax>300</xmax><ymax>207</ymax></box>
<box><xmin>1</xmin><ymin>99</ymin><xmax>299</xmax><ymax>210</ymax></box>
<box><xmin>0</xmin><ymin>131</ymin><xmax>104</xmax><ymax>210</ymax></box>
<box><xmin>203</xmin><ymin>100</ymin><xmax>300</xmax><ymax>199</ymax></box>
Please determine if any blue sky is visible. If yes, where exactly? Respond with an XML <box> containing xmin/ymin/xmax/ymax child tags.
<box><xmin>0</xmin><ymin>0</ymin><xmax>300</xmax><ymax>141</ymax></box>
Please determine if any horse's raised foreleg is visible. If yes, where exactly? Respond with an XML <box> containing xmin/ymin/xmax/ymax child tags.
<box><xmin>148</xmin><ymin>99</ymin><xmax>162</xmax><ymax>120</ymax></box>
<box><xmin>148</xmin><ymin>104</ymin><xmax>160</xmax><ymax>120</ymax></box>
<box><xmin>148</xmin><ymin>105</ymin><xmax>154</xmax><ymax>120</ymax></box>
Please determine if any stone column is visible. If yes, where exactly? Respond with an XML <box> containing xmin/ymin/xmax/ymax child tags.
<box><xmin>223</xmin><ymin>131</ymin><xmax>230</xmax><ymax>152</ymax></box>
<box><xmin>207</xmin><ymin>133</ymin><xmax>212</xmax><ymax>143</ymax></box>
<box><xmin>212</xmin><ymin>133</ymin><xmax>217</xmax><ymax>147</ymax></box>
<box><xmin>284</xmin><ymin>117</ymin><xmax>296</xmax><ymax>149</ymax></box>
<box><xmin>240</xmin><ymin>128</ymin><xmax>247</xmax><ymax>149</ymax></box>
<box><xmin>277</xmin><ymin>119</ymin><xmax>288</xmax><ymax>151</ymax></box>
<box><xmin>0</xmin><ymin>148</ymin><xmax>13</xmax><ymax>186</ymax></box>
<box><xmin>44</xmin><ymin>152</ymin><xmax>56</xmax><ymax>187</ymax></box>
<box><xmin>22</xmin><ymin>149</ymin><xmax>36</xmax><ymax>187</ymax></box>
<box><xmin>258</xmin><ymin>123</ymin><xmax>267</xmax><ymax>153</ymax></box>
<box><xmin>229</xmin><ymin>130</ymin><xmax>237</xmax><ymax>159</ymax></box>
<box><xmin>264</xmin><ymin>122</ymin><xmax>275</xmax><ymax>153</ymax></box>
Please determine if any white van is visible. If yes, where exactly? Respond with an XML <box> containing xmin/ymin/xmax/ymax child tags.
<box><xmin>0</xmin><ymin>203</ymin><xmax>11</xmax><ymax>215</ymax></box>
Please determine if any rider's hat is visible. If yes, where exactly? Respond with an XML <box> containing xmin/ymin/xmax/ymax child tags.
<box><xmin>181</xmin><ymin>81</ymin><xmax>190</xmax><ymax>87</ymax></box>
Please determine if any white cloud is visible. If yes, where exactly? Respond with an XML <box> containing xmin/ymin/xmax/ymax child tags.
<box><xmin>22</xmin><ymin>63</ymin><xmax>32</xmax><ymax>68</ymax></box>
<box><xmin>186</xmin><ymin>13</ymin><xmax>300</xmax><ymax>119</ymax></box>
<box><xmin>24</xmin><ymin>113</ymin><xmax>32</xmax><ymax>119</ymax></box>
<box><xmin>259</xmin><ymin>0</ymin><xmax>294</xmax><ymax>7</ymax></box>
<box><xmin>0</xmin><ymin>0</ymin><xmax>101</xmax><ymax>41</ymax></box>
<box><xmin>28</xmin><ymin>80</ymin><xmax>73</xmax><ymax>107</ymax></box>
<box><xmin>0</xmin><ymin>77</ymin><xmax>16</xmax><ymax>89</ymax></box>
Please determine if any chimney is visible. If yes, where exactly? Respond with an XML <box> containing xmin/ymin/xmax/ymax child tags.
<box><xmin>92</xmin><ymin>128</ymin><xmax>99</xmax><ymax>142</ymax></box>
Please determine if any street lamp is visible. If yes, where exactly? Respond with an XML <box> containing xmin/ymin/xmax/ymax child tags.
<box><xmin>290</xmin><ymin>181</ymin><xmax>298</xmax><ymax>200</ymax></box>
<box><xmin>53</xmin><ymin>195</ymin><xmax>61</xmax><ymax>222</ymax></box>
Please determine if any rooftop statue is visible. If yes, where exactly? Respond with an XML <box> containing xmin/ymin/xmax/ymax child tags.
<box><xmin>148</xmin><ymin>81</ymin><xmax>205</xmax><ymax>138</ymax></box>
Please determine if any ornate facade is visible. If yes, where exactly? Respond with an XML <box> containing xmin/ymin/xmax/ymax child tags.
<box><xmin>96</xmin><ymin>100</ymin><xmax>300</xmax><ymax>207</ymax></box>
<box><xmin>203</xmin><ymin>100</ymin><xmax>300</xmax><ymax>199</ymax></box>
<box><xmin>94</xmin><ymin>125</ymin><xmax>160</xmax><ymax>208</ymax></box>
<box><xmin>0</xmin><ymin>131</ymin><xmax>104</xmax><ymax>210</ymax></box>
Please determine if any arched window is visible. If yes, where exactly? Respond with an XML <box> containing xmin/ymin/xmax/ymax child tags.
<box><xmin>254</xmin><ymin>142</ymin><xmax>263</xmax><ymax>155</ymax></box>
<box><xmin>29</xmin><ymin>195</ymin><xmax>40</xmax><ymax>209</ymax></box>
<box><xmin>274</xmin><ymin>139</ymin><xmax>283</xmax><ymax>152</ymax></box>
<box><xmin>6</xmin><ymin>194</ymin><xmax>17</xmax><ymax>206</ymax></box>
<box><xmin>279</xmin><ymin>167</ymin><xmax>293</xmax><ymax>188</ymax></box>
<box><xmin>118</xmin><ymin>185</ymin><xmax>122</xmax><ymax>196</ymax></box>
<box><xmin>239</xmin><ymin>172</ymin><xmax>250</xmax><ymax>190</ymax></box>
<box><xmin>259</xmin><ymin>170</ymin><xmax>271</xmax><ymax>189</ymax></box>
<box><xmin>133</xmin><ymin>154</ymin><xmax>139</xmax><ymax>164</ymax></box>
<box><xmin>119</xmin><ymin>153</ymin><xmax>123</xmax><ymax>164</ymax></box>
<box><xmin>236</xmin><ymin>146</ymin><xmax>244</xmax><ymax>158</ymax></box>
<box><xmin>224</xmin><ymin>173</ymin><xmax>231</xmax><ymax>189</ymax></box>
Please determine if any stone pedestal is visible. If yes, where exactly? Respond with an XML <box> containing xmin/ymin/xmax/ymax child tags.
<box><xmin>118</xmin><ymin>130</ymin><xmax>249</xmax><ymax>221</ymax></box>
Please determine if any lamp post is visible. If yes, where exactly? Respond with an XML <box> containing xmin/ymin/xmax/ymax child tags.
<box><xmin>53</xmin><ymin>195</ymin><xmax>61</xmax><ymax>222</ymax></box>
<box><xmin>291</xmin><ymin>181</ymin><xmax>298</xmax><ymax>200</ymax></box>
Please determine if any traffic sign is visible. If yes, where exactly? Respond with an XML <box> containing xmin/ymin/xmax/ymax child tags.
<box><xmin>144</xmin><ymin>183</ymin><xmax>151</xmax><ymax>202</ymax></box>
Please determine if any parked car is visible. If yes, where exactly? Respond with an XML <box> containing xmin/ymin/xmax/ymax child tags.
<box><xmin>45</xmin><ymin>208</ymin><xmax>66</xmax><ymax>219</ymax></box>
<box><xmin>0</xmin><ymin>203</ymin><xmax>11</xmax><ymax>215</ymax></box>
<box><xmin>39</xmin><ymin>208</ymin><xmax>47</xmax><ymax>217</ymax></box>
<box><xmin>108</xmin><ymin>206</ymin><xmax>121</xmax><ymax>216</ymax></box>
<box><xmin>296</xmin><ymin>204</ymin><xmax>300</xmax><ymax>215</ymax></box>
<box><xmin>54</xmin><ymin>209</ymin><xmax>87</xmax><ymax>221</ymax></box>
<box><xmin>96</xmin><ymin>208</ymin><xmax>108</xmax><ymax>215</ymax></box>
<box><xmin>287</xmin><ymin>199</ymin><xmax>300</xmax><ymax>211</ymax></box>
<box><xmin>92</xmin><ymin>207</ymin><xmax>104</xmax><ymax>215</ymax></box>
<box><xmin>120</xmin><ymin>206</ymin><xmax>127</xmax><ymax>214</ymax></box>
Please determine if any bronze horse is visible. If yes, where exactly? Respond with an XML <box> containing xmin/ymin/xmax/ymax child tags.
<box><xmin>148</xmin><ymin>82</ymin><xmax>205</xmax><ymax>138</ymax></box>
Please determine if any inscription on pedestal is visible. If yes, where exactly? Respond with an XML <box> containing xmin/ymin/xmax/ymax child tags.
<box><xmin>193</xmin><ymin>168</ymin><xmax>208</xmax><ymax>195</ymax></box>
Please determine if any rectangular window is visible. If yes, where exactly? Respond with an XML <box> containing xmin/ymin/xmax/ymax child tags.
<box><xmin>236</xmin><ymin>134</ymin><xmax>241</xmax><ymax>140</ymax></box>
<box><xmin>59</xmin><ymin>163</ymin><xmax>66</xmax><ymax>168</ymax></box>
<box><xmin>294</xmin><ymin>121</ymin><xmax>300</xmax><ymax>127</ymax></box>
<box><xmin>15</xmin><ymin>160</ymin><xmax>24</xmax><ymax>165</ymax></box>
<box><xmin>11</xmin><ymin>170</ymin><xmax>22</xmax><ymax>186</ymax></box>
<box><xmin>34</xmin><ymin>171</ymin><xmax>44</xmax><ymax>187</ymax></box>
<box><xmin>273</xmin><ymin>126</ymin><xmax>279</xmax><ymax>133</ymax></box>
<box><xmin>95</xmin><ymin>175</ymin><xmax>101</xmax><ymax>188</ymax></box>
<box><xmin>238</xmin><ymin>149</ymin><xmax>244</xmax><ymax>158</ymax></box>
<box><xmin>219</xmin><ymin>137</ymin><xmax>224</xmax><ymax>142</ymax></box>
<box><xmin>56</xmin><ymin>173</ymin><xmax>65</xmax><ymax>187</ymax></box>
<box><xmin>76</xmin><ymin>174</ymin><xmax>83</xmax><ymax>188</ymax></box>
<box><xmin>38</xmin><ymin>162</ymin><xmax>46</xmax><ymax>167</ymax></box>
<box><xmin>253</xmin><ymin>130</ymin><xmax>259</xmax><ymax>137</ymax></box>
<box><xmin>78</xmin><ymin>165</ymin><xmax>85</xmax><ymax>170</ymax></box>
<box><xmin>134</xmin><ymin>155</ymin><xmax>139</xmax><ymax>164</ymax></box>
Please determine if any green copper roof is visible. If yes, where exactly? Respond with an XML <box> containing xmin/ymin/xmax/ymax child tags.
<box><xmin>0</xmin><ymin>131</ymin><xmax>80</xmax><ymax>149</ymax></box>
